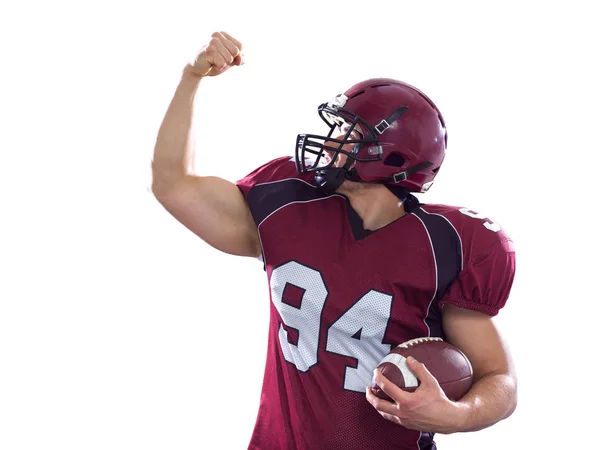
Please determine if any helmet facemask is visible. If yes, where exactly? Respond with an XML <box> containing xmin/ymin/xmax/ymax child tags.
<box><xmin>296</xmin><ymin>95</ymin><xmax>383</xmax><ymax>193</ymax></box>
<box><xmin>296</xmin><ymin>97</ymin><xmax>383</xmax><ymax>172</ymax></box>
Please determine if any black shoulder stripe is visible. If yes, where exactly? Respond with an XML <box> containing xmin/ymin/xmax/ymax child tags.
<box><xmin>412</xmin><ymin>207</ymin><xmax>463</xmax><ymax>338</ymax></box>
<box><xmin>247</xmin><ymin>179</ymin><xmax>327</xmax><ymax>226</ymax></box>
<box><xmin>412</xmin><ymin>208</ymin><xmax>462</xmax><ymax>299</ymax></box>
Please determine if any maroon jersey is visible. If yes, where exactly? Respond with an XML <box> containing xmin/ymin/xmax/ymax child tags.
<box><xmin>236</xmin><ymin>156</ymin><xmax>516</xmax><ymax>450</ymax></box>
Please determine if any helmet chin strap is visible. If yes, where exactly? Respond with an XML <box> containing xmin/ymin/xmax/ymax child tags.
<box><xmin>314</xmin><ymin>167</ymin><xmax>346</xmax><ymax>194</ymax></box>
<box><xmin>315</xmin><ymin>156</ymin><xmax>356</xmax><ymax>195</ymax></box>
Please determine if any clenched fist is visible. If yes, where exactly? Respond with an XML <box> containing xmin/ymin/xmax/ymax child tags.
<box><xmin>185</xmin><ymin>31</ymin><xmax>244</xmax><ymax>78</ymax></box>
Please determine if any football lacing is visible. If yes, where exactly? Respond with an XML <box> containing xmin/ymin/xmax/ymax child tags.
<box><xmin>396</xmin><ymin>337</ymin><xmax>443</xmax><ymax>348</ymax></box>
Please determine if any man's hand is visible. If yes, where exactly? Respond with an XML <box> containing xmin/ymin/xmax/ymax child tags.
<box><xmin>365</xmin><ymin>357</ymin><xmax>468</xmax><ymax>434</ymax></box>
<box><xmin>185</xmin><ymin>31</ymin><xmax>244</xmax><ymax>78</ymax></box>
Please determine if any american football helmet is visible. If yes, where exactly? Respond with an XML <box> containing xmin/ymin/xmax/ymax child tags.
<box><xmin>296</xmin><ymin>78</ymin><xmax>447</xmax><ymax>194</ymax></box>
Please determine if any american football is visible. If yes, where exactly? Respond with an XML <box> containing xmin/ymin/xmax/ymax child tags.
<box><xmin>371</xmin><ymin>337</ymin><xmax>473</xmax><ymax>401</ymax></box>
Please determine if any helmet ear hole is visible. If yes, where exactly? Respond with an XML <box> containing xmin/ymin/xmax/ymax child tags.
<box><xmin>383</xmin><ymin>153</ymin><xmax>405</xmax><ymax>167</ymax></box>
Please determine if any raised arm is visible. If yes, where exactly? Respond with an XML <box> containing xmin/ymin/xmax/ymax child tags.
<box><xmin>151</xmin><ymin>32</ymin><xmax>261</xmax><ymax>258</ymax></box>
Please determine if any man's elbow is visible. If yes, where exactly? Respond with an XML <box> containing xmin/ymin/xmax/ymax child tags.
<box><xmin>503</xmin><ymin>373</ymin><xmax>518</xmax><ymax>420</ymax></box>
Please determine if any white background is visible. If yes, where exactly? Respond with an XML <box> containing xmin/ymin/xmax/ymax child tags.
<box><xmin>1</xmin><ymin>1</ymin><xmax>598</xmax><ymax>449</ymax></box>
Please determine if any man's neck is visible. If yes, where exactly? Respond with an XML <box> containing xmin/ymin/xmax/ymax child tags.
<box><xmin>338</xmin><ymin>182</ymin><xmax>407</xmax><ymax>231</ymax></box>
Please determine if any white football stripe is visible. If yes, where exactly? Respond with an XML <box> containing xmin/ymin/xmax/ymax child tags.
<box><xmin>379</xmin><ymin>354</ymin><xmax>419</xmax><ymax>388</ymax></box>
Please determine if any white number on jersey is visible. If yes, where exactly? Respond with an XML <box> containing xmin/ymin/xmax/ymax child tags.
<box><xmin>270</xmin><ymin>261</ymin><xmax>327</xmax><ymax>372</ymax></box>
<box><xmin>270</xmin><ymin>262</ymin><xmax>392</xmax><ymax>391</ymax></box>
<box><xmin>459</xmin><ymin>208</ymin><xmax>501</xmax><ymax>232</ymax></box>
<box><xmin>326</xmin><ymin>290</ymin><xmax>392</xmax><ymax>392</ymax></box>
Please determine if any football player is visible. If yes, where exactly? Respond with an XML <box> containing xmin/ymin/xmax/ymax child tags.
<box><xmin>152</xmin><ymin>31</ymin><xmax>517</xmax><ymax>450</ymax></box>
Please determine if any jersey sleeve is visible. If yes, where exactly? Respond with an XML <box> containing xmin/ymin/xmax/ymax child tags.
<box><xmin>235</xmin><ymin>156</ymin><xmax>295</xmax><ymax>199</ymax></box>
<box><xmin>438</xmin><ymin>237</ymin><xmax>516</xmax><ymax>316</ymax></box>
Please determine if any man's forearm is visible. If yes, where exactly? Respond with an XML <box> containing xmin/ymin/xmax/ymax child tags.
<box><xmin>152</xmin><ymin>71</ymin><xmax>202</xmax><ymax>191</ymax></box>
<box><xmin>453</xmin><ymin>372</ymin><xmax>517</xmax><ymax>433</ymax></box>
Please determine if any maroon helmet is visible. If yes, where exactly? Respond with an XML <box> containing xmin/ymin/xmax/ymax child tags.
<box><xmin>296</xmin><ymin>78</ymin><xmax>447</xmax><ymax>194</ymax></box>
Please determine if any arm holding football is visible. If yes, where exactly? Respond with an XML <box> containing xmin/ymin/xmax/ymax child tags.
<box><xmin>440</xmin><ymin>239</ymin><xmax>518</xmax><ymax>432</ymax></box>
<box><xmin>151</xmin><ymin>33</ymin><xmax>260</xmax><ymax>258</ymax></box>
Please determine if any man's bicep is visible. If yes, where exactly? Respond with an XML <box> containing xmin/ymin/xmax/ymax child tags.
<box><xmin>442</xmin><ymin>305</ymin><xmax>516</xmax><ymax>381</ymax></box>
<box><xmin>439</xmin><ymin>238</ymin><xmax>517</xmax><ymax>380</ymax></box>
<box><xmin>154</xmin><ymin>175</ymin><xmax>261</xmax><ymax>257</ymax></box>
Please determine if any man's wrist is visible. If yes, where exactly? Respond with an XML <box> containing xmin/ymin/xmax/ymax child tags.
<box><xmin>182</xmin><ymin>64</ymin><xmax>205</xmax><ymax>81</ymax></box>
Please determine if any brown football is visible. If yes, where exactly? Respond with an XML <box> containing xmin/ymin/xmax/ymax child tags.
<box><xmin>371</xmin><ymin>337</ymin><xmax>473</xmax><ymax>402</ymax></box>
